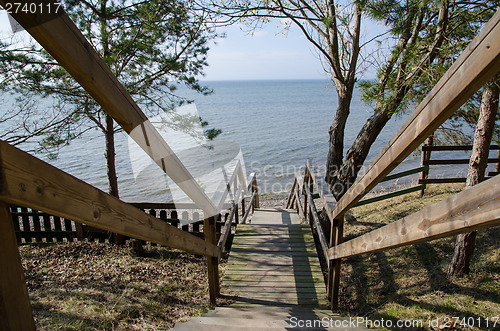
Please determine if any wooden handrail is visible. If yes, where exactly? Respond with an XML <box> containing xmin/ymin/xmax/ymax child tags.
<box><xmin>329</xmin><ymin>9</ymin><xmax>500</xmax><ymax>222</ymax></box>
<box><xmin>0</xmin><ymin>1</ymin><xmax>218</xmax><ymax>216</ymax></box>
<box><xmin>212</xmin><ymin>161</ymin><xmax>242</xmax><ymax>212</ymax></box>
<box><xmin>217</xmin><ymin>205</ymin><xmax>236</xmax><ymax>251</ymax></box>
<box><xmin>305</xmin><ymin>160</ymin><xmax>337</xmax><ymax>216</ymax></box>
<box><xmin>0</xmin><ymin>140</ymin><xmax>220</xmax><ymax>258</ymax></box>
<box><xmin>241</xmin><ymin>191</ymin><xmax>256</xmax><ymax>224</ymax></box>
<box><xmin>247</xmin><ymin>172</ymin><xmax>256</xmax><ymax>192</ymax></box>
<box><xmin>304</xmin><ymin>182</ymin><xmax>329</xmax><ymax>262</ymax></box>
<box><xmin>424</xmin><ymin>158</ymin><xmax>500</xmax><ymax>165</ymax></box>
<box><xmin>422</xmin><ymin>145</ymin><xmax>500</xmax><ymax>151</ymax></box>
<box><xmin>286</xmin><ymin>177</ymin><xmax>297</xmax><ymax>208</ymax></box>
<box><xmin>294</xmin><ymin>188</ymin><xmax>306</xmax><ymax>223</ymax></box>
<box><xmin>328</xmin><ymin>173</ymin><xmax>500</xmax><ymax>260</ymax></box>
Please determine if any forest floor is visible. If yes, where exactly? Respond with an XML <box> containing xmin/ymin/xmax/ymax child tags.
<box><xmin>18</xmin><ymin>184</ymin><xmax>499</xmax><ymax>330</ymax></box>
<box><xmin>19</xmin><ymin>243</ymin><xmax>233</xmax><ymax>330</ymax></box>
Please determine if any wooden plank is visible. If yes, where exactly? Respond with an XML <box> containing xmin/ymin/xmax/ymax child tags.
<box><xmin>328</xmin><ymin>174</ymin><xmax>500</xmax><ymax>260</ymax></box>
<box><xmin>294</xmin><ymin>189</ymin><xmax>306</xmax><ymax>223</ymax></box>
<box><xmin>354</xmin><ymin>185</ymin><xmax>426</xmax><ymax>207</ymax></box>
<box><xmin>225</xmin><ymin>269</ymin><xmax>322</xmax><ymax>276</ymax></box>
<box><xmin>424</xmin><ymin>158</ymin><xmax>500</xmax><ymax>165</ymax></box>
<box><xmin>241</xmin><ymin>192</ymin><xmax>256</xmax><ymax>224</ymax></box>
<box><xmin>330</xmin><ymin>9</ymin><xmax>500</xmax><ymax>221</ymax></box>
<box><xmin>224</xmin><ymin>274</ymin><xmax>324</xmax><ymax>282</ymax></box>
<box><xmin>0</xmin><ymin>1</ymin><xmax>217</xmax><ymax>216</ymax></box>
<box><xmin>305</xmin><ymin>187</ymin><xmax>329</xmax><ymax>262</ymax></box>
<box><xmin>286</xmin><ymin>177</ymin><xmax>297</xmax><ymax>209</ymax></box>
<box><xmin>0</xmin><ymin>141</ymin><xmax>220</xmax><ymax>258</ymax></box>
<box><xmin>212</xmin><ymin>161</ymin><xmax>241</xmax><ymax>212</ymax></box>
<box><xmin>226</xmin><ymin>264</ymin><xmax>322</xmax><ymax>272</ymax></box>
<box><xmin>418</xmin><ymin>178</ymin><xmax>466</xmax><ymax>184</ymax></box>
<box><xmin>217</xmin><ymin>204</ymin><xmax>236</xmax><ymax>251</ymax></box>
<box><xmin>422</xmin><ymin>144</ymin><xmax>500</xmax><ymax>151</ymax></box>
<box><xmin>0</xmin><ymin>201</ymin><xmax>35</xmax><ymax>330</ymax></box>
<box><xmin>223</xmin><ymin>286</ymin><xmax>325</xmax><ymax>293</ymax></box>
<box><xmin>382</xmin><ymin>166</ymin><xmax>429</xmax><ymax>182</ymax></box>
<box><xmin>204</xmin><ymin>216</ymin><xmax>220</xmax><ymax>306</ymax></box>
<box><xmin>130</xmin><ymin>202</ymin><xmax>207</xmax><ymax>210</ymax></box>
<box><xmin>306</xmin><ymin>160</ymin><xmax>337</xmax><ymax>215</ymax></box>
<box><xmin>250</xmin><ymin>173</ymin><xmax>259</xmax><ymax>209</ymax></box>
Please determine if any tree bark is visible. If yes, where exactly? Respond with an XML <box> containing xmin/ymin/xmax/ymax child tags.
<box><xmin>325</xmin><ymin>86</ymin><xmax>353</xmax><ymax>196</ymax></box>
<box><xmin>105</xmin><ymin>114</ymin><xmax>125</xmax><ymax>244</ymax></box>
<box><xmin>327</xmin><ymin>106</ymin><xmax>391</xmax><ymax>200</ymax></box>
<box><xmin>448</xmin><ymin>77</ymin><xmax>499</xmax><ymax>277</ymax></box>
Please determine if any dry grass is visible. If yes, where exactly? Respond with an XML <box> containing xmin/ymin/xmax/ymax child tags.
<box><xmin>339</xmin><ymin>184</ymin><xmax>500</xmax><ymax>330</ymax></box>
<box><xmin>19</xmin><ymin>242</ymin><xmax>232</xmax><ymax>330</ymax></box>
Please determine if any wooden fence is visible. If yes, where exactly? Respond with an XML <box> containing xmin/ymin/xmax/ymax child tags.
<box><xmin>10</xmin><ymin>203</ymin><xmax>233</xmax><ymax>244</ymax></box>
<box><xmin>287</xmin><ymin>8</ymin><xmax>500</xmax><ymax>310</ymax></box>
<box><xmin>419</xmin><ymin>144</ymin><xmax>500</xmax><ymax>184</ymax></box>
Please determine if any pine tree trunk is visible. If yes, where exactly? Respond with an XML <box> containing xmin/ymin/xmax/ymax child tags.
<box><xmin>448</xmin><ymin>77</ymin><xmax>499</xmax><ymax>277</ymax></box>
<box><xmin>105</xmin><ymin>114</ymin><xmax>125</xmax><ymax>244</ymax></box>
<box><xmin>106</xmin><ymin>114</ymin><xmax>119</xmax><ymax>198</ymax></box>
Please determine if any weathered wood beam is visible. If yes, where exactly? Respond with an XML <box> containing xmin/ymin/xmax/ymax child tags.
<box><xmin>330</xmin><ymin>9</ymin><xmax>500</xmax><ymax>220</ymax></box>
<box><xmin>0</xmin><ymin>0</ymin><xmax>216</xmax><ymax>216</ymax></box>
<box><xmin>204</xmin><ymin>215</ymin><xmax>220</xmax><ymax>305</ymax></box>
<box><xmin>0</xmin><ymin>202</ymin><xmax>35</xmax><ymax>331</ymax></box>
<box><xmin>0</xmin><ymin>141</ymin><xmax>220</xmax><ymax>258</ymax></box>
<box><xmin>422</xmin><ymin>145</ymin><xmax>500</xmax><ymax>151</ymax></box>
<box><xmin>328</xmin><ymin>174</ymin><xmax>500</xmax><ymax>260</ymax></box>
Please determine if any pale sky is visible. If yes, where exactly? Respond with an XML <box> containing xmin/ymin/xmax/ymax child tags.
<box><xmin>202</xmin><ymin>23</ymin><xmax>328</xmax><ymax>81</ymax></box>
<box><xmin>0</xmin><ymin>10</ymin><xmax>384</xmax><ymax>81</ymax></box>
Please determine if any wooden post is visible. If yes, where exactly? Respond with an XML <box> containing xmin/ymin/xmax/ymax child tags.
<box><xmin>252</xmin><ymin>177</ymin><xmax>260</xmax><ymax>209</ymax></box>
<box><xmin>327</xmin><ymin>214</ymin><xmax>344</xmax><ymax>310</ymax></box>
<box><xmin>241</xmin><ymin>197</ymin><xmax>245</xmax><ymax>219</ymax></box>
<box><xmin>75</xmin><ymin>222</ymin><xmax>84</xmax><ymax>241</ymax></box>
<box><xmin>308</xmin><ymin>170</ymin><xmax>314</xmax><ymax>225</ymax></box>
<box><xmin>496</xmin><ymin>149</ymin><xmax>500</xmax><ymax>173</ymax></box>
<box><xmin>420</xmin><ymin>135</ymin><xmax>434</xmax><ymax>197</ymax></box>
<box><xmin>204</xmin><ymin>215</ymin><xmax>220</xmax><ymax>306</ymax></box>
<box><xmin>235</xmin><ymin>204</ymin><xmax>239</xmax><ymax>224</ymax></box>
<box><xmin>303</xmin><ymin>172</ymin><xmax>309</xmax><ymax>224</ymax></box>
<box><xmin>0</xmin><ymin>202</ymin><xmax>36</xmax><ymax>330</ymax></box>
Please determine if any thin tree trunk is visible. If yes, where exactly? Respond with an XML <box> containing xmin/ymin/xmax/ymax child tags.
<box><xmin>325</xmin><ymin>89</ymin><xmax>351</xmax><ymax>182</ymax></box>
<box><xmin>105</xmin><ymin>114</ymin><xmax>125</xmax><ymax>244</ymax></box>
<box><xmin>325</xmin><ymin>87</ymin><xmax>355</xmax><ymax>198</ymax></box>
<box><xmin>448</xmin><ymin>77</ymin><xmax>499</xmax><ymax>277</ymax></box>
<box><xmin>326</xmin><ymin>107</ymin><xmax>391</xmax><ymax>200</ymax></box>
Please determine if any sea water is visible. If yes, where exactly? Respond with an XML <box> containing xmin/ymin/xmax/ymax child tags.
<box><xmin>0</xmin><ymin>79</ymin><xmax>487</xmax><ymax>202</ymax></box>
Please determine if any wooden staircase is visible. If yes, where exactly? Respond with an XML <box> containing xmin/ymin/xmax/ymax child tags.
<box><xmin>170</xmin><ymin>208</ymin><xmax>368</xmax><ymax>330</ymax></box>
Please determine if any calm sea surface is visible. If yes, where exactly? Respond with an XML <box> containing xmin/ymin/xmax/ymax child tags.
<box><xmin>5</xmin><ymin>79</ymin><xmax>487</xmax><ymax>202</ymax></box>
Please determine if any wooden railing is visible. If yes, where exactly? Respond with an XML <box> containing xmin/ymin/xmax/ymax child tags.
<box><xmin>287</xmin><ymin>8</ymin><xmax>500</xmax><ymax>311</ymax></box>
<box><xmin>0</xmin><ymin>3</ymin><xmax>259</xmax><ymax>330</ymax></box>
<box><xmin>1</xmin><ymin>140</ymin><xmax>258</xmax><ymax>330</ymax></box>
<box><xmin>418</xmin><ymin>145</ymin><xmax>500</xmax><ymax>190</ymax></box>
<box><xmin>11</xmin><ymin>203</ymin><xmax>237</xmax><ymax>244</ymax></box>
<box><xmin>218</xmin><ymin>173</ymin><xmax>259</xmax><ymax>252</ymax></box>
